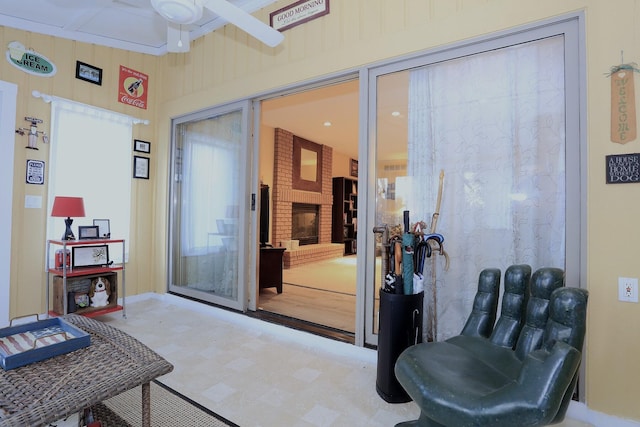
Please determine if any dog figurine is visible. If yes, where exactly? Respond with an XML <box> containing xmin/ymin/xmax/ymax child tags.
<box><xmin>89</xmin><ymin>277</ymin><xmax>111</xmax><ymax>308</ymax></box>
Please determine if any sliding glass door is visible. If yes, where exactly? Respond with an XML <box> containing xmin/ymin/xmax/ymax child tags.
<box><xmin>168</xmin><ymin>101</ymin><xmax>251</xmax><ymax>310</ymax></box>
<box><xmin>363</xmin><ymin>18</ymin><xmax>582</xmax><ymax>347</ymax></box>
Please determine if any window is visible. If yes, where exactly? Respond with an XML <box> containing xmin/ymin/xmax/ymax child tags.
<box><xmin>47</xmin><ymin>99</ymin><xmax>136</xmax><ymax>260</ymax></box>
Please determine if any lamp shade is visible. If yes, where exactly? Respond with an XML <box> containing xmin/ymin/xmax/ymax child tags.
<box><xmin>51</xmin><ymin>196</ymin><xmax>85</xmax><ymax>218</ymax></box>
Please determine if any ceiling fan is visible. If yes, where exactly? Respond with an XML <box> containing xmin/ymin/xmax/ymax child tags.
<box><xmin>151</xmin><ymin>0</ymin><xmax>284</xmax><ymax>52</ymax></box>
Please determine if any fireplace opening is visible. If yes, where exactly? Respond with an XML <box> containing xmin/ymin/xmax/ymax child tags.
<box><xmin>292</xmin><ymin>203</ymin><xmax>319</xmax><ymax>246</ymax></box>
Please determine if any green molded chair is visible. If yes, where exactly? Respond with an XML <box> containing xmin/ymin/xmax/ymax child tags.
<box><xmin>394</xmin><ymin>267</ymin><xmax>587</xmax><ymax>427</ymax></box>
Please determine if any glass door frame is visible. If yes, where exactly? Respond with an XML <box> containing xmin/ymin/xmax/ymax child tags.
<box><xmin>167</xmin><ymin>99</ymin><xmax>253</xmax><ymax>312</ymax></box>
<box><xmin>362</xmin><ymin>15</ymin><xmax>585</xmax><ymax>347</ymax></box>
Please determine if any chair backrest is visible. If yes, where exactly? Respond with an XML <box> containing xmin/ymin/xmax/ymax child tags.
<box><xmin>490</xmin><ymin>264</ymin><xmax>532</xmax><ymax>348</ymax></box>
<box><xmin>546</xmin><ymin>286</ymin><xmax>589</xmax><ymax>423</ymax></box>
<box><xmin>544</xmin><ymin>287</ymin><xmax>588</xmax><ymax>352</ymax></box>
<box><xmin>460</xmin><ymin>268</ymin><xmax>501</xmax><ymax>338</ymax></box>
<box><xmin>514</xmin><ymin>267</ymin><xmax>565</xmax><ymax>361</ymax></box>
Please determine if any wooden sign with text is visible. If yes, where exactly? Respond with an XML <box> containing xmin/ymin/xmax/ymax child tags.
<box><xmin>270</xmin><ymin>0</ymin><xmax>329</xmax><ymax>32</ymax></box>
<box><xmin>611</xmin><ymin>68</ymin><xmax>637</xmax><ymax>143</ymax></box>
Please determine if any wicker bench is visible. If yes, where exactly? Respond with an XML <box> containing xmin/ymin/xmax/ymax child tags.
<box><xmin>0</xmin><ymin>314</ymin><xmax>173</xmax><ymax>427</ymax></box>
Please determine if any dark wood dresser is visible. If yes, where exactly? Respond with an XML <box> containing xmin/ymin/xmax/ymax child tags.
<box><xmin>259</xmin><ymin>247</ymin><xmax>286</xmax><ymax>293</ymax></box>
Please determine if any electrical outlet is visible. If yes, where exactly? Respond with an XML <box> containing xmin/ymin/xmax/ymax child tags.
<box><xmin>618</xmin><ymin>277</ymin><xmax>639</xmax><ymax>303</ymax></box>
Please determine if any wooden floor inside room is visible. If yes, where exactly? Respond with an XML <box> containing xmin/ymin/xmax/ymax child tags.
<box><xmin>258</xmin><ymin>283</ymin><xmax>355</xmax><ymax>333</ymax></box>
<box><xmin>257</xmin><ymin>256</ymin><xmax>358</xmax><ymax>336</ymax></box>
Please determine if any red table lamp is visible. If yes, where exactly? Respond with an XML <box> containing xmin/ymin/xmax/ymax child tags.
<box><xmin>51</xmin><ymin>196</ymin><xmax>85</xmax><ymax>240</ymax></box>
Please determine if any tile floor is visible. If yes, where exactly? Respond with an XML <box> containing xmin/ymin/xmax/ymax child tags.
<box><xmin>100</xmin><ymin>294</ymin><xmax>593</xmax><ymax>427</ymax></box>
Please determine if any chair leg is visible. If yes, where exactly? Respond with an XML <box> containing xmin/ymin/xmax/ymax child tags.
<box><xmin>396</xmin><ymin>411</ymin><xmax>446</xmax><ymax>427</ymax></box>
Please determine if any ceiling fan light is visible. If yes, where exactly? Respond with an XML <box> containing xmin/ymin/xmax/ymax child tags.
<box><xmin>152</xmin><ymin>0</ymin><xmax>203</xmax><ymax>25</ymax></box>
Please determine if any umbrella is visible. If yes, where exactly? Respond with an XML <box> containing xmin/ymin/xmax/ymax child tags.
<box><xmin>414</xmin><ymin>238</ymin><xmax>428</xmax><ymax>294</ymax></box>
<box><xmin>394</xmin><ymin>237</ymin><xmax>404</xmax><ymax>294</ymax></box>
<box><xmin>384</xmin><ymin>235</ymin><xmax>402</xmax><ymax>293</ymax></box>
<box><xmin>402</xmin><ymin>210</ymin><xmax>414</xmax><ymax>295</ymax></box>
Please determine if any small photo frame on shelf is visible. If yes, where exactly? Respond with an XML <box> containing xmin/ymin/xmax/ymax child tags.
<box><xmin>75</xmin><ymin>61</ymin><xmax>102</xmax><ymax>85</ymax></box>
<box><xmin>134</xmin><ymin>139</ymin><xmax>151</xmax><ymax>153</ymax></box>
<box><xmin>72</xmin><ymin>245</ymin><xmax>109</xmax><ymax>268</ymax></box>
<box><xmin>133</xmin><ymin>156</ymin><xmax>149</xmax><ymax>179</ymax></box>
<box><xmin>93</xmin><ymin>219</ymin><xmax>111</xmax><ymax>238</ymax></box>
<box><xmin>78</xmin><ymin>225</ymin><xmax>100</xmax><ymax>240</ymax></box>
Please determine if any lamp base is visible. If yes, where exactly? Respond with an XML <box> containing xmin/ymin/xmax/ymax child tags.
<box><xmin>62</xmin><ymin>217</ymin><xmax>76</xmax><ymax>240</ymax></box>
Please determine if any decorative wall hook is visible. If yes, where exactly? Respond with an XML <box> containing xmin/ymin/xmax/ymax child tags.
<box><xmin>16</xmin><ymin>116</ymin><xmax>48</xmax><ymax>150</ymax></box>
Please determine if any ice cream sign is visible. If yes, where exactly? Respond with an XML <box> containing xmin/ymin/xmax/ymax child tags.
<box><xmin>6</xmin><ymin>41</ymin><xmax>56</xmax><ymax>77</ymax></box>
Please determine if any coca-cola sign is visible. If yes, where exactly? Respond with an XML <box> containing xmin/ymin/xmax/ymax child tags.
<box><xmin>118</xmin><ymin>65</ymin><xmax>148</xmax><ymax>110</ymax></box>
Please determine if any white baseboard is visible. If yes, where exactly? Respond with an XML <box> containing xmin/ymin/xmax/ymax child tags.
<box><xmin>568</xmin><ymin>401</ymin><xmax>640</xmax><ymax>427</ymax></box>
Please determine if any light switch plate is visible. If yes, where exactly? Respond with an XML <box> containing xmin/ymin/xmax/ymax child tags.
<box><xmin>618</xmin><ymin>277</ymin><xmax>639</xmax><ymax>303</ymax></box>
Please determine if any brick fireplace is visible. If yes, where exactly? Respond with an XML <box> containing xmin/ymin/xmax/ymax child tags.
<box><xmin>272</xmin><ymin>128</ymin><xmax>344</xmax><ymax>268</ymax></box>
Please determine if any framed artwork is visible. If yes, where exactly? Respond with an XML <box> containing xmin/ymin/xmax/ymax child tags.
<box><xmin>93</xmin><ymin>219</ymin><xmax>111</xmax><ymax>238</ymax></box>
<box><xmin>25</xmin><ymin>159</ymin><xmax>45</xmax><ymax>185</ymax></box>
<box><xmin>350</xmin><ymin>158</ymin><xmax>359</xmax><ymax>177</ymax></box>
<box><xmin>78</xmin><ymin>225</ymin><xmax>100</xmax><ymax>240</ymax></box>
<box><xmin>133</xmin><ymin>156</ymin><xmax>149</xmax><ymax>179</ymax></box>
<box><xmin>72</xmin><ymin>245</ymin><xmax>109</xmax><ymax>268</ymax></box>
<box><xmin>75</xmin><ymin>61</ymin><xmax>102</xmax><ymax>85</ymax></box>
<box><xmin>134</xmin><ymin>139</ymin><xmax>151</xmax><ymax>153</ymax></box>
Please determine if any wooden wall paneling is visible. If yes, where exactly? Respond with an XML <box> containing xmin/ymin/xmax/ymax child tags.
<box><xmin>191</xmin><ymin>33</ymin><xmax>206</xmax><ymax>94</ymax></box>
<box><xmin>382</xmin><ymin>0</ymin><xmax>408</xmax><ymax>34</ymax></box>
<box><xmin>340</xmin><ymin>0</ymin><xmax>361</xmax><ymax>44</ymax></box>
<box><xmin>360</xmin><ymin>0</ymin><xmax>384</xmax><ymax>41</ymax></box>
<box><xmin>406</xmin><ymin>0</ymin><xmax>433</xmax><ymax>28</ymax></box>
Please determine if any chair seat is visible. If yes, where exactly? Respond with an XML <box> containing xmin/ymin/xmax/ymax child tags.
<box><xmin>395</xmin><ymin>340</ymin><xmax>582</xmax><ymax>427</ymax></box>
<box><xmin>396</xmin><ymin>341</ymin><xmax>514</xmax><ymax>402</ymax></box>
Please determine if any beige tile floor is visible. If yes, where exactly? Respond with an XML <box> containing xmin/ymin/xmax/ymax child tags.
<box><xmin>101</xmin><ymin>294</ymin><xmax>593</xmax><ymax>427</ymax></box>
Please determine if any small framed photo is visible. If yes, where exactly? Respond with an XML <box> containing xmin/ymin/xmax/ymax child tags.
<box><xmin>134</xmin><ymin>139</ymin><xmax>151</xmax><ymax>154</ymax></box>
<box><xmin>78</xmin><ymin>225</ymin><xmax>100</xmax><ymax>240</ymax></box>
<box><xmin>350</xmin><ymin>158</ymin><xmax>359</xmax><ymax>177</ymax></box>
<box><xmin>75</xmin><ymin>61</ymin><xmax>102</xmax><ymax>85</ymax></box>
<box><xmin>93</xmin><ymin>219</ymin><xmax>111</xmax><ymax>238</ymax></box>
<box><xmin>133</xmin><ymin>156</ymin><xmax>150</xmax><ymax>179</ymax></box>
<box><xmin>72</xmin><ymin>245</ymin><xmax>109</xmax><ymax>268</ymax></box>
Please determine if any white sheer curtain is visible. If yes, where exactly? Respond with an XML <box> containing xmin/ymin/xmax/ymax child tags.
<box><xmin>176</xmin><ymin>112</ymin><xmax>241</xmax><ymax>298</ymax></box>
<box><xmin>406</xmin><ymin>36</ymin><xmax>566</xmax><ymax>340</ymax></box>
<box><xmin>47</xmin><ymin>98</ymin><xmax>135</xmax><ymax>261</ymax></box>
<box><xmin>180</xmin><ymin>116</ymin><xmax>240</xmax><ymax>255</ymax></box>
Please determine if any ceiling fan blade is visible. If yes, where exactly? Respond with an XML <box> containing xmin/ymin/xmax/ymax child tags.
<box><xmin>167</xmin><ymin>22</ymin><xmax>191</xmax><ymax>53</ymax></box>
<box><xmin>202</xmin><ymin>0</ymin><xmax>284</xmax><ymax>47</ymax></box>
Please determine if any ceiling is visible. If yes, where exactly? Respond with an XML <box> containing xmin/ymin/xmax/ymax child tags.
<box><xmin>0</xmin><ymin>0</ymin><xmax>408</xmax><ymax>162</ymax></box>
<box><xmin>0</xmin><ymin>0</ymin><xmax>278</xmax><ymax>56</ymax></box>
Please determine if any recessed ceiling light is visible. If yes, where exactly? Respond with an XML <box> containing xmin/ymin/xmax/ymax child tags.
<box><xmin>391</xmin><ymin>111</ymin><xmax>401</xmax><ymax>117</ymax></box>
<box><xmin>324</xmin><ymin>121</ymin><xmax>332</xmax><ymax>127</ymax></box>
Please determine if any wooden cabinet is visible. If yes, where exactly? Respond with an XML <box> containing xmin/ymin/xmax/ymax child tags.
<box><xmin>46</xmin><ymin>239</ymin><xmax>125</xmax><ymax>317</ymax></box>
<box><xmin>332</xmin><ymin>177</ymin><xmax>358</xmax><ymax>255</ymax></box>
<box><xmin>259</xmin><ymin>247</ymin><xmax>286</xmax><ymax>293</ymax></box>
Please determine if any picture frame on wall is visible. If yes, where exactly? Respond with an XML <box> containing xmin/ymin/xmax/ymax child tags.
<box><xmin>133</xmin><ymin>155</ymin><xmax>149</xmax><ymax>179</ymax></box>
<box><xmin>350</xmin><ymin>158</ymin><xmax>358</xmax><ymax>177</ymax></box>
<box><xmin>25</xmin><ymin>159</ymin><xmax>45</xmax><ymax>185</ymax></box>
<box><xmin>133</xmin><ymin>139</ymin><xmax>151</xmax><ymax>153</ymax></box>
<box><xmin>75</xmin><ymin>61</ymin><xmax>102</xmax><ymax>85</ymax></box>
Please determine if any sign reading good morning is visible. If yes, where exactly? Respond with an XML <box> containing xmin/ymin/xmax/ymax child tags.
<box><xmin>5</xmin><ymin>41</ymin><xmax>56</xmax><ymax>77</ymax></box>
<box><xmin>606</xmin><ymin>153</ymin><xmax>640</xmax><ymax>184</ymax></box>
<box><xmin>270</xmin><ymin>0</ymin><xmax>329</xmax><ymax>32</ymax></box>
